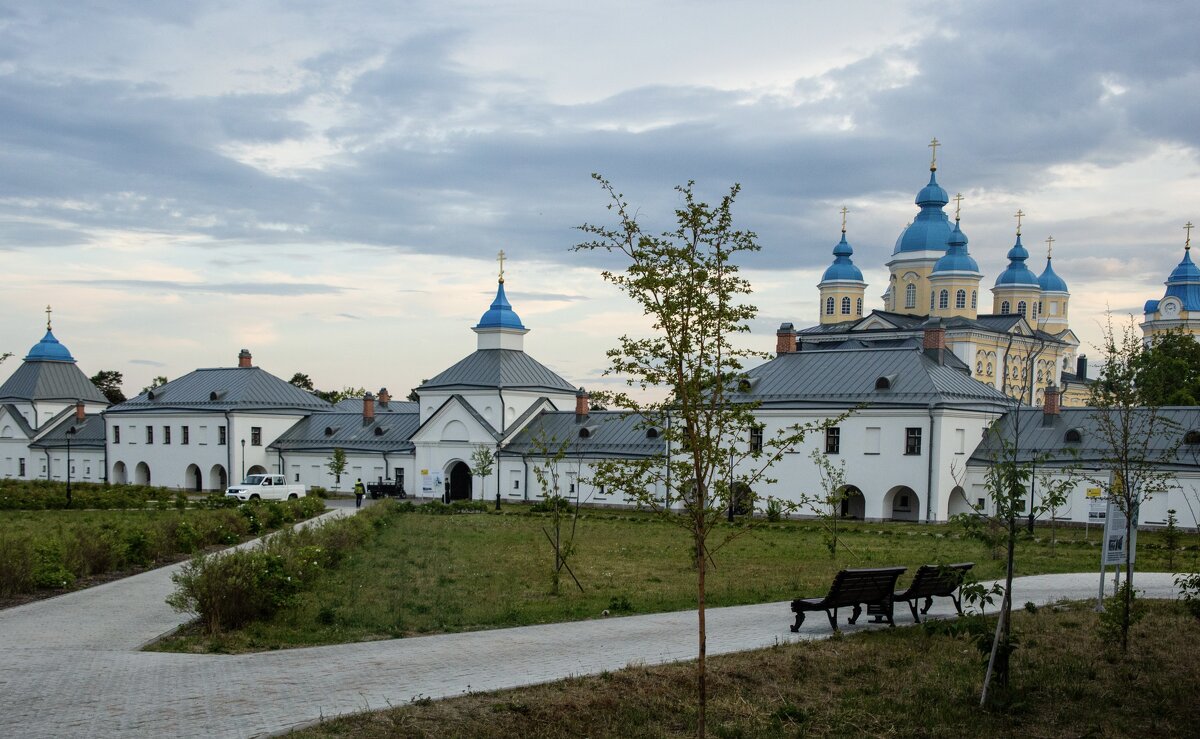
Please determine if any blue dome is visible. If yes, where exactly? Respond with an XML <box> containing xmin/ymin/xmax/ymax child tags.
<box><xmin>994</xmin><ymin>234</ymin><xmax>1040</xmax><ymax>287</ymax></box>
<box><xmin>24</xmin><ymin>329</ymin><xmax>76</xmax><ymax>362</ymax></box>
<box><xmin>475</xmin><ymin>281</ymin><xmax>526</xmax><ymax>330</ymax></box>
<box><xmin>1163</xmin><ymin>248</ymin><xmax>1200</xmax><ymax>311</ymax></box>
<box><xmin>893</xmin><ymin>171</ymin><xmax>953</xmax><ymax>255</ymax></box>
<box><xmin>1038</xmin><ymin>257</ymin><xmax>1069</xmax><ymax>293</ymax></box>
<box><xmin>1168</xmin><ymin>249</ymin><xmax>1200</xmax><ymax>284</ymax></box>
<box><xmin>820</xmin><ymin>232</ymin><xmax>864</xmax><ymax>282</ymax></box>
<box><xmin>932</xmin><ymin>221</ymin><xmax>980</xmax><ymax>274</ymax></box>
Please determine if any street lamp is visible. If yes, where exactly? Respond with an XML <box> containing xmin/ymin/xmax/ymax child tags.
<box><xmin>65</xmin><ymin>426</ymin><xmax>77</xmax><ymax>508</ymax></box>
<box><xmin>240</xmin><ymin>438</ymin><xmax>246</xmax><ymax>481</ymax></box>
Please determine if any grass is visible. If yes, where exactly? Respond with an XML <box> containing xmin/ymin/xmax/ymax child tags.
<box><xmin>151</xmin><ymin>500</ymin><xmax>1196</xmax><ymax>653</ymax></box>
<box><xmin>291</xmin><ymin>600</ymin><xmax>1200</xmax><ymax>738</ymax></box>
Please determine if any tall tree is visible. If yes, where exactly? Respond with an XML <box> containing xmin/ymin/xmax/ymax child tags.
<box><xmin>1134</xmin><ymin>328</ymin><xmax>1200</xmax><ymax>406</ymax></box>
<box><xmin>288</xmin><ymin>372</ymin><xmax>315</xmax><ymax>391</ymax></box>
<box><xmin>90</xmin><ymin>369</ymin><xmax>126</xmax><ymax>404</ymax></box>
<box><xmin>576</xmin><ymin>175</ymin><xmax>837</xmax><ymax>737</ymax></box>
<box><xmin>141</xmin><ymin>376</ymin><xmax>168</xmax><ymax>395</ymax></box>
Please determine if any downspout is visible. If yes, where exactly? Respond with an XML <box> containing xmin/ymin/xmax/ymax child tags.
<box><xmin>926</xmin><ymin>404</ymin><xmax>936</xmax><ymax>522</ymax></box>
<box><xmin>224</xmin><ymin>411</ymin><xmax>233</xmax><ymax>488</ymax></box>
<box><xmin>523</xmin><ymin>452</ymin><xmax>530</xmax><ymax>502</ymax></box>
<box><xmin>278</xmin><ymin>450</ymin><xmax>286</xmax><ymax>477</ymax></box>
<box><xmin>382</xmin><ymin>452</ymin><xmax>389</xmax><ymax>482</ymax></box>
<box><xmin>44</xmin><ymin>448</ymin><xmax>51</xmax><ymax>481</ymax></box>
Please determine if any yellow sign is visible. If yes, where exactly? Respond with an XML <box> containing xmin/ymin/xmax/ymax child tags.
<box><xmin>1086</xmin><ymin>487</ymin><xmax>1102</xmax><ymax>499</ymax></box>
<box><xmin>420</xmin><ymin>469</ymin><xmax>429</xmax><ymax>475</ymax></box>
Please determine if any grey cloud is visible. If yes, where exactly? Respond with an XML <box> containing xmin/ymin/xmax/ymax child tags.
<box><xmin>128</xmin><ymin>358</ymin><xmax>167</xmax><ymax>367</ymax></box>
<box><xmin>501</xmin><ymin>291</ymin><xmax>588</xmax><ymax>302</ymax></box>
<box><xmin>63</xmin><ymin>279</ymin><xmax>348</xmax><ymax>296</ymax></box>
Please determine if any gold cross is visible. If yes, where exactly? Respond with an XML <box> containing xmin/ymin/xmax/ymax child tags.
<box><xmin>45</xmin><ymin>304</ymin><xmax>52</xmax><ymax>331</ymax></box>
<box><xmin>953</xmin><ymin>193</ymin><xmax>964</xmax><ymax>221</ymax></box>
<box><xmin>1014</xmin><ymin>209</ymin><xmax>1025</xmax><ymax>236</ymax></box>
<box><xmin>497</xmin><ymin>249</ymin><xmax>506</xmax><ymax>283</ymax></box>
<box><xmin>1186</xmin><ymin>221</ymin><xmax>1194</xmax><ymax>250</ymax></box>
<box><xmin>928</xmin><ymin>137</ymin><xmax>940</xmax><ymax>170</ymax></box>
<box><xmin>840</xmin><ymin>206</ymin><xmax>849</xmax><ymax>233</ymax></box>
<box><xmin>1045</xmin><ymin>235</ymin><xmax>1055</xmax><ymax>258</ymax></box>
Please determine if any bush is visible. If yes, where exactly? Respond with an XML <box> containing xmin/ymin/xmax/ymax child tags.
<box><xmin>0</xmin><ymin>533</ymin><xmax>36</xmax><ymax>596</ymax></box>
<box><xmin>0</xmin><ymin>479</ymin><xmax>177</xmax><ymax>510</ymax></box>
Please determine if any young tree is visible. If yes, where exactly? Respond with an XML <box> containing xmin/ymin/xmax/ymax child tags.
<box><xmin>805</xmin><ymin>448</ymin><xmax>852</xmax><ymax>558</ymax></box>
<box><xmin>1088</xmin><ymin>315</ymin><xmax>1182</xmax><ymax>651</ymax></box>
<box><xmin>326</xmin><ymin>448</ymin><xmax>347</xmax><ymax>492</ymax></box>
<box><xmin>90</xmin><ymin>369</ymin><xmax>126</xmax><ymax>404</ymax></box>
<box><xmin>530</xmin><ymin>430</ymin><xmax>584</xmax><ymax>595</ymax></box>
<box><xmin>470</xmin><ymin>445</ymin><xmax>497</xmax><ymax>510</ymax></box>
<box><xmin>576</xmin><ymin>175</ymin><xmax>839</xmax><ymax>737</ymax></box>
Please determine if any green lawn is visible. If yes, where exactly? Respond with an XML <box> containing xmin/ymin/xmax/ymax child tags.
<box><xmin>292</xmin><ymin>600</ymin><xmax>1200</xmax><ymax>738</ymax></box>
<box><xmin>152</xmin><ymin>501</ymin><xmax>1194</xmax><ymax>653</ymax></box>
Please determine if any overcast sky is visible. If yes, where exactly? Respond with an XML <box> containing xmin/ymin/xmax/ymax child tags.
<box><xmin>1</xmin><ymin>0</ymin><xmax>1197</xmax><ymax>399</ymax></box>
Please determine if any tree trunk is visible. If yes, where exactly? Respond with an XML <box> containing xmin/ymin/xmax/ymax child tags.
<box><xmin>697</xmin><ymin>536</ymin><xmax>707</xmax><ymax>738</ymax></box>
<box><xmin>1122</xmin><ymin>506</ymin><xmax>1134</xmax><ymax>651</ymax></box>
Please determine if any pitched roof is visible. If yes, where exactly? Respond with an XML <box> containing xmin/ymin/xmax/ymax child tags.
<box><xmin>504</xmin><ymin>411</ymin><xmax>665</xmax><ymax>458</ymax></box>
<box><xmin>269</xmin><ymin>412</ymin><xmax>420</xmax><ymax>453</ymax></box>
<box><xmin>0</xmin><ymin>359</ymin><xmax>107</xmax><ymax>404</ymax></box>
<box><xmin>30</xmin><ymin>413</ymin><xmax>106</xmax><ymax>449</ymax></box>
<box><xmin>420</xmin><ymin>349</ymin><xmax>576</xmax><ymax>393</ymax></box>
<box><xmin>332</xmin><ymin>397</ymin><xmax>419</xmax><ymax>414</ymax></box>
<box><xmin>0</xmin><ymin>404</ymin><xmax>35</xmax><ymax>437</ymax></box>
<box><xmin>741</xmin><ymin>345</ymin><xmax>1012</xmax><ymax>409</ymax></box>
<box><xmin>968</xmin><ymin>407</ymin><xmax>1200</xmax><ymax>470</ymax></box>
<box><xmin>107</xmin><ymin>367</ymin><xmax>333</xmax><ymax>414</ymax></box>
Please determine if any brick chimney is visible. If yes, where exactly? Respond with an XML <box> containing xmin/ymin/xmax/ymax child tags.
<box><xmin>776</xmin><ymin>323</ymin><xmax>796</xmax><ymax>356</ymax></box>
<box><xmin>1076</xmin><ymin>354</ymin><xmax>1087</xmax><ymax>380</ymax></box>
<box><xmin>923</xmin><ymin>320</ymin><xmax>946</xmax><ymax>365</ymax></box>
<box><xmin>1042</xmin><ymin>384</ymin><xmax>1061</xmax><ymax>426</ymax></box>
<box><xmin>575</xmin><ymin>387</ymin><xmax>590</xmax><ymax>418</ymax></box>
<box><xmin>75</xmin><ymin>400</ymin><xmax>85</xmax><ymax>423</ymax></box>
<box><xmin>237</xmin><ymin>349</ymin><xmax>252</xmax><ymax>368</ymax></box>
<box><xmin>362</xmin><ymin>391</ymin><xmax>375</xmax><ymax>425</ymax></box>
<box><xmin>377</xmin><ymin>387</ymin><xmax>390</xmax><ymax>408</ymax></box>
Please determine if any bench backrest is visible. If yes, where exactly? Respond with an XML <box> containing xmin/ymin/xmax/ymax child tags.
<box><xmin>823</xmin><ymin>567</ymin><xmax>907</xmax><ymax>607</ymax></box>
<box><xmin>900</xmin><ymin>563</ymin><xmax>974</xmax><ymax>598</ymax></box>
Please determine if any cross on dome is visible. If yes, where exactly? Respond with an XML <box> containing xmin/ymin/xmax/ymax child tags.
<box><xmin>1045</xmin><ymin>235</ymin><xmax>1055</xmax><ymax>258</ymax></box>
<box><xmin>928</xmin><ymin>137</ymin><xmax>940</xmax><ymax>171</ymax></box>
<box><xmin>1014</xmin><ymin>209</ymin><xmax>1025</xmax><ymax>236</ymax></box>
<box><xmin>1186</xmin><ymin>221</ymin><xmax>1194</xmax><ymax>251</ymax></box>
<box><xmin>497</xmin><ymin>249</ymin><xmax>506</xmax><ymax>283</ymax></box>
<box><xmin>45</xmin><ymin>304</ymin><xmax>52</xmax><ymax>331</ymax></box>
<box><xmin>840</xmin><ymin>206</ymin><xmax>849</xmax><ymax>233</ymax></box>
<box><xmin>953</xmin><ymin>193</ymin><xmax>964</xmax><ymax>221</ymax></box>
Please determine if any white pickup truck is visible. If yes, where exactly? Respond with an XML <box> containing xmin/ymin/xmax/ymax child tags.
<box><xmin>225</xmin><ymin>474</ymin><xmax>307</xmax><ymax>501</ymax></box>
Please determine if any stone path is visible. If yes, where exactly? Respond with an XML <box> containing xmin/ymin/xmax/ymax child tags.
<box><xmin>0</xmin><ymin>520</ymin><xmax>1184</xmax><ymax>739</ymax></box>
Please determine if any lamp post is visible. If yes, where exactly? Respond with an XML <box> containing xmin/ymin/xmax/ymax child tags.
<box><xmin>240</xmin><ymin>438</ymin><xmax>246</xmax><ymax>481</ymax></box>
<box><xmin>65</xmin><ymin>426</ymin><xmax>76</xmax><ymax>508</ymax></box>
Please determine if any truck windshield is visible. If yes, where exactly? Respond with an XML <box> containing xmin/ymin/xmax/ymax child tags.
<box><xmin>242</xmin><ymin>475</ymin><xmax>265</xmax><ymax>485</ymax></box>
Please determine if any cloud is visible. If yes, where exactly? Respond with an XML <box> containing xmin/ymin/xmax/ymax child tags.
<box><xmin>128</xmin><ymin>358</ymin><xmax>167</xmax><ymax>367</ymax></box>
<box><xmin>63</xmin><ymin>279</ymin><xmax>348</xmax><ymax>296</ymax></box>
<box><xmin>501</xmin><ymin>291</ymin><xmax>588</xmax><ymax>302</ymax></box>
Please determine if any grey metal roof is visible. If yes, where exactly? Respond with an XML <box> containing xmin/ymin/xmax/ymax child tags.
<box><xmin>30</xmin><ymin>414</ymin><xmax>106</xmax><ymax>449</ymax></box>
<box><xmin>270</xmin><ymin>412</ymin><xmax>420</xmax><ymax>453</ymax></box>
<box><xmin>411</xmin><ymin>394</ymin><xmax>502</xmax><ymax>442</ymax></box>
<box><xmin>968</xmin><ymin>407</ymin><xmax>1200</xmax><ymax>470</ymax></box>
<box><xmin>504</xmin><ymin>411</ymin><xmax>665</xmax><ymax>458</ymax></box>
<box><xmin>419</xmin><ymin>349</ymin><xmax>576</xmax><ymax>393</ymax></box>
<box><xmin>741</xmin><ymin>345</ymin><xmax>1013</xmax><ymax>409</ymax></box>
<box><xmin>1</xmin><ymin>404</ymin><xmax>34</xmax><ymax>437</ymax></box>
<box><xmin>107</xmin><ymin>367</ymin><xmax>333</xmax><ymax>414</ymax></box>
<box><xmin>798</xmin><ymin>311</ymin><xmax>1065</xmax><ymax>347</ymax></box>
<box><xmin>0</xmin><ymin>359</ymin><xmax>107</xmax><ymax>404</ymax></box>
<box><xmin>332</xmin><ymin>397</ymin><xmax>419</xmax><ymax>414</ymax></box>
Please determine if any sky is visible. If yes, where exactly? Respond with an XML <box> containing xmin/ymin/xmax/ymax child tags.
<box><xmin>0</xmin><ymin>0</ymin><xmax>1198</xmax><ymax>400</ymax></box>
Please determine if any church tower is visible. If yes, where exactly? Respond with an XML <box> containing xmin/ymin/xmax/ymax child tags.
<box><xmin>472</xmin><ymin>250</ymin><xmax>530</xmax><ymax>351</ymax></box>
<box><xmin>991</xmin><ymin>219</ymin><xmax>1042</xmax><ymax>319</ymax></box>
<box><xmin>1037</xmin><ymin>235</ymin><xmax>1070</xmax><ymax>334</ymax></box>
<box><xmin>1142</xmin><ymin>222</ymin><xmax>1200</xmax><ymax>341</ymax></box>
<box><xmin>886</xmin><ymin>138</ymin><xmax>954</xmax><ymax>316</ymax></box>
<box><xmin>928</xmin><ymin>194</ymin><xmax>983</xmax><ymax>319</ymax></box>
<box><xmin>817</xmin><ymin>208</ymin><xmax>867</xmax><ymax>324</ymax></box>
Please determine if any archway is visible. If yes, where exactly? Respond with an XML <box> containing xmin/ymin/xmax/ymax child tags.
<box><xmin>185</xmin><ymin>464</ymin><xmax>203</xmax><ymax>492</ymax></box>
<box><xmin>838</xmin><ymin>485</ymin><xmax>866</xmax><ymax>519</ymax></box>
<box><xmin>210</xmin><ymin>464</ymin><xmax>227</xmax><ymax>491</ymax></box>
<box><xmin>112</xmin><ymin>461</ymin><xmax>127</xmax><ymax>484</ymax></box>
<box><xmin>247</xmin><ymin>464</ymin><xmax>267</xmax><ymax>476</ymax></box>
<box><xmin>947</xmin><ymin>486</ymin><xmax>973</xmax><ymax>517</ymax></box>
<box><xmin>447</xmin><ymin>461</ymin><xmax>472</xmax><ymax>501</ymax></box>
<box><xmin>134</xmin><ymin>462</ymin><xmax>151</xmax><ymax>486</ymax></box>
<box><xmin>884</xmin><ymin>485</ymin><xmax>920</xmax><ymax>521</ymax></box>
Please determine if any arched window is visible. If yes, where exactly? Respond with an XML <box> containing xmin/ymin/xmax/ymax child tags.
<box><xmin>1001</xmin><ymin>301</ymin><xmax>1011</xmax><ymax>315</ymax></box>
<box><xmin>971</xmin><ymin>290</ymin><xmax>977</xmax><ymax>309</ymax></box>
<box><xmin>841</xmin><ymin>296</ymin><xmax>851</xmax><ymax>315</ymax></box>
<box><xmin>825</xmin><ymin>296</ymin><xmax>835</xmax><ymax>315</ymax></box>
<box><xmin>1017</xmin><ymin>301</ymin><xmax>1027</xmax><ymax>316</ymax></box>
<box><xmin>939</xmin><ymin>290</ymin><xmax>949</xmax><ymax>309</ymax></box>
<box><xmin>955</xmin><ymin>289</ymin><xmax>966</xmax><ymax>309</ymax></box>
<box><xmin>986</xmin><ymin>362</ymin><xmax>992</xmax><ymax>375</ymax></box>
<box><xmin>905</xmin><ymin>283</ymin><xmax>916</xmax><ymax>309</ymax></box>
<box><xmin>976</xmin><ymin>361</ymin><xmax>983</xmax><ymax>373</ymax></box>
<box><xmin>856</xmin><ymin>297</ymin><xmax>863</xmax><ymax>316</ymax></box>
<box><xmin>1037</xmin><ymin>301</ymin><xmax>1043</xmax><ymax>316</ymax></box>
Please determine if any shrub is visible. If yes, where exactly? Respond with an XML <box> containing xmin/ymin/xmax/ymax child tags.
<box><xmin>32</xmin><ymin>540</ymin><xmax>74</xmax><ymax>589</ymax></box>
<box><xmin>0</xmin><ymin>533</ymin><xmax>36</xmax><ymax>596</ymax></box>
<box><xmin>1175</xmin><ymin>571</ymin><xmax>1200</xmax><ymax>622</ymax></box>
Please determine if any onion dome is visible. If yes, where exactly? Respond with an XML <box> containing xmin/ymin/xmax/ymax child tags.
<box><xmin>893</xmin><ymin>170</ymin><xmax>953</xmax><ymax>255</ymax></box>
<box><xmin>1163</xmin><ymin>246</ymin><xmax>1200</xmax><ymax>311</ymax></box>
<box><xmin>1038</xmin><ymin>257</ymin><xmax>1069</xmax><ymax>293</ymax></box>
<box><xmin>475</xmin><ymin>280</ymin><xmax>526</xmax><ymax>330</ymax></box>
<box><xmin>994</xmin><ymin>234</ymin><xmax>1040</xmax><ymax>287</ymax></box>
<box><xmin>24</xmin><ymin>329</ymin><xmax>76</xmax><ymax>362</ymax></box>
<box><xmin>932</xmin><ymin>220</ymin><xmax>979</xmax><ymax>274</ymax></box>
<box><xmin>821</xmin><ymin>232</ymin><xmax>864</xmax><ymax>282</ymax></box>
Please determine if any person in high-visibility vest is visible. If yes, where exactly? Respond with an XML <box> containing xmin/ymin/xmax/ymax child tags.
<box><xmin>353</xmin><ymin>478</ymin><xmax>366</xmax><ymax>508</ymax></box>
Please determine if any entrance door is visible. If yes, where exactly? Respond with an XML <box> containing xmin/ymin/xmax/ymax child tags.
<box><xmin>448</xmin><ymin>461</ymin><xmax>472</xmax><ymax>501</ymax></box>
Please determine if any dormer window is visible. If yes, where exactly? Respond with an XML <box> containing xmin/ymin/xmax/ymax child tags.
<box><xmin>1185</xmin><ymin>430</ymin><xmax>1200</xmax><ymax>445</ymax></box>
<box><xmin>210</xmin><ymin>390</ymin><xmax>225</xmax><ymax>401</ymax></box>
<box><xmin>875</xmin><ymin>375</ymin><xmax>896</xmax><ymax>391</ymax></box>
<box><xmin>646</xmin><ymin>428</ymin><xmax>659</xmax><ymax>439</ymax></box>
<box><xmin>324</xmin><ymin>427</ymin><xmax>335</xmax><ymax>437</ymax></box>
<box><xmin>374</xmin><ymin>426</ymin><xmax>386</xmax><ymax>436</ymax></box>
<box><xmin>147</xmin><ymin>390</ymin><xmax>156</xmax><ymax>400</ymax></box>
<box><xmin>1064</xmin><ymin>428</ymin><xmax>1083</xmax><ymax>444</ymax></box>
<box><xmin>579</xmin><ymin>425</ymin><xmax>597</xmax><ymax>439</ymax></box>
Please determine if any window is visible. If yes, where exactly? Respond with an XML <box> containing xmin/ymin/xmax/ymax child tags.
<box><xmin>986</xmin><ymin>362</ymin><xmax>992</xmax><ymax>375</ymax></box>
<box><xmin>163</xmin><ymin>426</ymin><xmax>171</xmax><ymax>445</ymax></box>
<box><xmin>825</xmin><ymin>296</ymin><xmax>834</xmax><ymax>315</ymax></box>
<box><xmin>513</xmin><ymin>479</ymin><xmax>520</xmax><ymax>489</ymax></box>
<box><xmin>939</xmin><ymin>290</ymin><xmax>949</xmax><ymax>309</ymax></box>
<box><xmin>199</xmin><ymin>425</ymin><xmax>208</xmax><ymax>445</ymax></box>
<box><xmin>113</xmin><ymin>426</ymin><xmax>120</xmax><ymax>444</ymax></box>
<box><xmin>1001</xmin><ymin>301</ymin><xmax>1011</xmax><ymax>315</ymax></box>
<box><xmin>1037</xmin><ymin>301</ymin><xmax>1043</xmax><ymax>316</ymax></box>
<box><xmin>251</xmin><ymin>427</ymin><xmax>262</xmax><ymax>446</ymax></box>
<box><xmin>971</xmin><ymin>290</ymin><xmax>977</xmax><ymax>309</ymax></box>
<box><xmin>825</xmin><ymin>427</ymin><xmax>841</xmax><ymax>454</ymax></box>
<box><xmin>18</xmin><ymin>458</ymin><xmax>25</xmax><ymax>476</ymax></box>
<box><xmin>905</xmin><ymin>427</ymin><xmax>922</xmax><ymax>455</ymax></box>
<box><xmin>955</xmin><ymin>428</ymin><xmax>966</xmax><ymax>454</ymax></box>
<box><xmin>181</xmin><ymin>426</ymin><xmax>189</xmax><ymax>445</ymax></box>
<box><xmin>569</xmin><ymin>482</ymin><xmax>576</xmax><ymax>493</ymax></box>
<box><xmin>218</xmin><ymin>426</ymin><xmax>227</xmax><ymax>445</ymax></box>
<box><xmin>956</xmin><ymin>289</ymin><xmax>966</xmax><ymax>309</ymax></box>
<box><xmin>976</xmin><ymin>361</ymin><xmax>983</xmax><ymax>374</ymax></box>
<box><xmin>841</xmin><ymin>296</ymin><xmax>851</xmax><ymax>315</ymax></box>
<box><xmin>864</xmin><ymin>427</ymin><xmax>881</xmax><ymax>454</ymax></box>
<box><xmin>930</xmin><ymin>291</ymin><xmax>935</xmax><ymax>310</ymax></box>
<box><xmin>856</xmin><ymin>297</ymin><xmax>863</xmax><ymax>316</ymax></box>
<box><xmin>1017</xmin><ymin>301</ymin><xmax>1027</xmax><ymax>316</ymax></box>
<box><xmin>295</xmin><ymin>473</ymin><xmax>300</xmax><ymax>482</ymax></box>
<box><xmin>905</xmin><ymin>283</ymin><xmax>916</xmax><ymax>309</ymax></box>
<box><xmin>146</xmin><ymin>426</ymin><xmax>154</xmax><ymax>444</ymax></box>
<box><xmin>749</xmin><ymin>425</ymin><xmax>764</xmax><ymax>453</ymax></box>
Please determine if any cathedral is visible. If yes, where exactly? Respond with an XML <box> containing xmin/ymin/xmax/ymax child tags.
<box><xmin>1142</xmin><ymin>222</ymin><xmax>1200</xmax><ymax>341</ymax></box>
<box><xmin>785</xmin><ymin>140</ymin><xmax>1088</xmax><ymax>407</ymax></box>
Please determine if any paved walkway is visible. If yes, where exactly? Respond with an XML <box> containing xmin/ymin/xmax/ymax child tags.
<box><xmin>0</xmin><ymin>519</ymin><xmax>1184</xmax><ymax>739</ymax></box>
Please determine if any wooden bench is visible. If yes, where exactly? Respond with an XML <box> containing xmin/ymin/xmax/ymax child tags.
<box><xmin>893</xmin><ymin>562</ymin><xmax>974</xmax><ymax>623</ymax></box>
<box><xmin>790</xmin><ymin>567</ymin><xmax>907</xmax><ymax>632</ymax></box>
